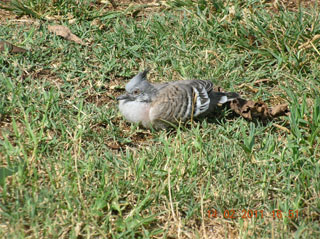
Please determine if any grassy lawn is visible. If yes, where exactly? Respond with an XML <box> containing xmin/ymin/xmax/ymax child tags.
<box><xmin>0</xmin><ymin>0</ymin><xmax>319</xmax><ymax>238</ymax></box>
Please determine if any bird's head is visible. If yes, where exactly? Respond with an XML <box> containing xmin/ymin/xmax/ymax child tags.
<box><xmin>125</xmin><ymin>69</ymin><xmax>152</xmax><ymax>94</ymax></box>
<box><xmin>117</xmin><ymin>69</ymin><xmax>155</xmax><ymax>103</ymax></box>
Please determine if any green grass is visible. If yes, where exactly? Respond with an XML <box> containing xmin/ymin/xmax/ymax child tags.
<box><xmin>1</xmin><ymin>0</ymin><xmax>320</xmax><ymax>238</ymax></box>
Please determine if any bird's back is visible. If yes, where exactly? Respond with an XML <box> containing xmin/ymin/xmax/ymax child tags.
<box><xmin>149</xmin><ymin>80</ymin><xmax>212</xmax><ymax>129</ymax></box>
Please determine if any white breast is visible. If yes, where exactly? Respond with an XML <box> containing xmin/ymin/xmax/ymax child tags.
<box><xmin>118</xmin><ymin>100</ymin><xmax>151</xmax><ymax>126</ymax></box>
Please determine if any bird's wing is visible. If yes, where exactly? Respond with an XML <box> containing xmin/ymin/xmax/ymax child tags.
<box><xmin>149</xmin><ymin>82</ymin><xmax>210</xmax><ymax>125</ymax></box>
<box><xmin>172</xmin><ymin>79</ymin><xmax>214</xmax><ymax>94</ymax></box>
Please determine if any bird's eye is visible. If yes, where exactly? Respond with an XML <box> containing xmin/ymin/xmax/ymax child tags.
<box><xmin>133</xmin><ymin>89</ymin><xmax>140</xmax><ymax>94</ymax></box>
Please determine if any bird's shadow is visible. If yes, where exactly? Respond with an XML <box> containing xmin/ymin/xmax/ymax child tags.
<box><xmin>198</xmin><ymin>103</ymin><xmax>290</xmax><ymax>128</ymax></box>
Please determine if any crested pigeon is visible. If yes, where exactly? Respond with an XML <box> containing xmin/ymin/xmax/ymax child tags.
<box><xmin>116</xmin><ymin>69</ymin><xmax>240</xmax><ymax>129</ymax></box>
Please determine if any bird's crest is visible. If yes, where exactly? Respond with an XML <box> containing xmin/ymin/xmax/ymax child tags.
<box><xmin>125</xmin><ymin>69</ymin><xmax>150</xmax><ymax>92</ymax></box>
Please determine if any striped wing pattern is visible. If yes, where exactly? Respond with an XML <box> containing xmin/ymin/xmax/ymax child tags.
<box><xmin>149</xmin><ymin>80</ymin><xmax>211</xmax><ymax>124</ymax></box>
<box><xmin>173</xmin><ymin>79</ymin><xmax>213</xmax><ymax>93</ymax></box>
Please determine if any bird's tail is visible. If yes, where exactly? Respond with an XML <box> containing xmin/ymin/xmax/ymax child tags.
<box><xmin>218</xmin><ymin>92</ymin><xmax>240</xmax><ymax>104</ymax></box>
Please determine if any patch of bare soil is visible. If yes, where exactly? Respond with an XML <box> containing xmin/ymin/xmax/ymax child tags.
<box><xmin>91</xmin><ymin>116</ymin><xmax>154</xmax><ymax>151</ymax></box>
<box><xmin>109</xmin><ymin>130</ymin><xmax>154</xmax><ymax>151</ymax></box>
<box><xmin>93</xmin><ymin>0</ymin><xmax>165</xmax><ymax>18</ymax></box>
<box><xmin>280</xmin><ymin>0</ymin><xmax>319</xmax><ymax>9</ymax></box>
<box><xmin>0</xmin><ymin>8</ymin><xmax>15</xmax><ymax>22</ymax></box>
<box><xmin>84</xmin><ymin>77</ymin><xmax>125</xmax><ymax>106</ymax></box>
<box><xmin>98</xmin><ymin>0</ymin><xmax>161</xmax><ymax>8</ymax></box>
<box><xmin>267</xmin><ymin>0</ymin><xmax>320</xmax><ymax>12</ymax></box>
<box><xmin>0</xmin><ymin>115</ymin><xmax>12</xmax><ymax>140</ymax></box>
<box><xmin>86</xmin><ymin>94</ymin><xmax>112</xmax><ymax>107</ymax></box>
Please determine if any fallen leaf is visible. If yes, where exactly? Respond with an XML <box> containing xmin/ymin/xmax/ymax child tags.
<box><xmin>48</xmin><ymin>25</ymin><xmax>85</xmax><ymax>45</ymax></box>
<box><xmin>0</xmin><ymin>41</ymin><xmax>27</xmax><ymax>53</ymax></box>
<box><xmin>269</xmin><ymin>103</ymin><xmax>290</xmax><ymax>117</ymax></box>
<box><xmin>229</xmin><ymin>98</ymin><xmax>290</xmax><ymax>120</ymax></box>
<box><xmin>107</xmin><ymin>141</ymin><xmax>121</xmax><ymax>150</ymax></box>
<box><xmin>214</xmin><ymin>86</ymin><xmax>290</xmax><ymax>120</ymax></box>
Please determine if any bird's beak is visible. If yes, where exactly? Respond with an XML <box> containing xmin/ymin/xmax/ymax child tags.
<box><xmin>116</xmin><ymin>94</ymin><xmax>130</xmax><ymax>101</ymax></box>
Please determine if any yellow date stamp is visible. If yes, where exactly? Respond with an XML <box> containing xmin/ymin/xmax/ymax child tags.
<box><xmin>207</xmin><ymin>209</ymin><xmax>299</xmax><ymax>219</ymax></box>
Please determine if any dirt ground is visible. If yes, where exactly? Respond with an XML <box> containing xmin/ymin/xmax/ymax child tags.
<box><xmin>1</xmin><ymin>0</ymin><xmax>319</xmax><ymax>22</ymax></box>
